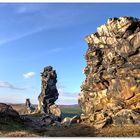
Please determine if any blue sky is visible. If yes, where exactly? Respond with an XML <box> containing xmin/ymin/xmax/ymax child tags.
<box><xmin>0</xmin><ymin>3</ymin><xmax>140</xmax><ymax>105</ymax></box>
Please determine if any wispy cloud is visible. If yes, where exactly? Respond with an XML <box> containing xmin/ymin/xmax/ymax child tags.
<box><xmin>0</xmin><ymin>81</ymin><xmax>25</xmax><ymax>90</ymax></box>
<box><xmin>0</xmin><ymin>25</ymin><xmax>48</xmax><ymax>46</ymax></box>
<box><xmin>0</xmin><ymin>4</ymin><xmax>86</xmax><ymax>47</ymax></box>
<box><xmin>23</xmin><ymin>72</ymin><xmax>35</xmax><ymax>78</ymax></box>
<box><xmin>15</xmin><ymin>4</ymin><xmax>46</xmax><ymax>14</ymax></box>
<box><xmin>57</xmin><ymin>84</ymin><xmax>79</xmax><ymax>105</ymax></box>
<box><xmin>48</xmin><ymin>48</ymin><xmax>64</xmax><ymax>53</ymax></box>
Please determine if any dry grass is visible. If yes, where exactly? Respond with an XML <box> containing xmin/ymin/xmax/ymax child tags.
<box><xmin>96</xmin><ymin>124</ymin><xmax>140</xmax><ymax>137</ymax></box>
<box><xmin>0</xmin><ymin>124</ymin><xmax>96</xmax><ymax>137</ymax></box>
<box><xmin>11</xmin><ymin>104</ymin><xmax>28</xmax><ymax>115</ymax></box>
<box><xmin>0</xmin><ymin>131</ymin><xmax>38</xmax><ymax>137</ymax></box>
<box><xmin>1</xmin><ymin>123</ymin><xmax>140</xmax><ymax>137</ymax></box>
<box><xmin>41</xmin><ymin>124</ymin><xmax>96</xmax><ymax>137</ymax></box>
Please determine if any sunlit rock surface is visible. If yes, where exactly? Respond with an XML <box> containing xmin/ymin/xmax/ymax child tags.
<box><xmin>79</xmin><ymin>16</ymin><xmax>140</xmax><ymax>129</ymax></box>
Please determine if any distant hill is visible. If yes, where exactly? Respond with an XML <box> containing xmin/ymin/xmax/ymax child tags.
<box><xmin>59</xmin><ymin>104</ymin><xmax>80</xmax><ymax>108</ymax></box>
<box><xmin>6</xmin><ymin>103</ymin><xmax>81</xmax><ymax>116</ymax></box>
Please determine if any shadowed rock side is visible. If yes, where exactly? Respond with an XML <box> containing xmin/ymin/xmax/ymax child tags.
<box><xmin>0</xmin><ymin>103</ymin><xmax>22</xmax><ymax>127</ymax></box>
<box><xmin>0</xmin><ymin>103</ymin><xmax>20</xmax><ymax>119</ymax></box>
<box><xmin>78</xmin><ymin>16</ymin><xmax>140</xmax><ymax>129</ymax></box>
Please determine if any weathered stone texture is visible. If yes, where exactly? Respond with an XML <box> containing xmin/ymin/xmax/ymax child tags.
<box><xmin>37</xmin><ymin>66</ymin><xmax>61</xmax><ymax>117</ymax></box>
<box><xmin>79</xmin><ymin>16</ymin><xmax>140</xmax><ymax>128</ymax></box>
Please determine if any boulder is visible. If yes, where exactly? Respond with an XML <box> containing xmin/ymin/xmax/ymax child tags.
<box><xmin>61</xmin><ymin>115</ymin><xmax>80</xmax><ymax>127</ymax></box>
<box><xmin>23</xmin><ymin>114</ymin><xmax>61</xmax><ymax>128</ymax></box>
<box><xmin>0</xmin><ymin>103</ymin><xmax>19</xmax><ymax>118</ymax></box>
<box><xmin>49</xmin><ymin>104</ymin><xmax>61</xmax><ymax>117</ymax></box>
<box><xmin>113</xmin><ymin>109</ymin><xmax>140</xmax><ymax>125</ymax></box>
<box><xmin>0</xmin><ymin>103</ymin><xmax>21</xmax><ymax>123</ymax></box>
<box><xmin>61</xmin><ymin>117</ymin><xmax>72</xmax><ymax>127</ymax></box>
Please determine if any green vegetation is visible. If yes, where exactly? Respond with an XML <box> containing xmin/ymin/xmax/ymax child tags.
<box><xmin>0</xmin><ymin>118</ymin><xmax>25</xmax><ymax>132</ymax></box>
<box><xmin>61</xmin><ymin>107</ymin><xmax>81</xmax><ymax>118</ymax></box>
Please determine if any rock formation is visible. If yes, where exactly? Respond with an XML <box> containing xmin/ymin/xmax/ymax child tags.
<box><xmin>23</xmin><ymin>66</ymin><xmax>61</xmax><ymax>127</ymax></box>
<box><xmin>37</xmin><ymin>66</ymin><xmax>61</xmax><ymax>117</ymax></box>
<box><xmin>79</xmin><ymin>16</ymin><xmax>140</xmax><ymax>129</ymax></box>
<box><xmin>0</xmin><ymin>103</ymin><xmax>21</xmax><ymax>122</ymax></box>
<box><xmin>25</xmin><ymin>98</ymin><xmax>35</xmax><ymax>114</ymax></box>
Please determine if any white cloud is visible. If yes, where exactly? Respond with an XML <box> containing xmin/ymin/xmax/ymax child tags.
<box><xmin>23</xmin><ymin>72</ymin><xmax>35</xmax><ymax>78</ymax></box>
<box><xmin>0</xmin><ymin>81</ymin><xmax>25</xmax><ymax>90</ymax></box>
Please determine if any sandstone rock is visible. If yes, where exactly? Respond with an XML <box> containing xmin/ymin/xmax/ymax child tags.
<box><xmin>93</xmin><ymin>116</ymin><xmax>112</xmax><ymax>129</ymax></box>
<box><xmin>24</xmin><ymin>66</ymin><xmax>62</xmax><ymax>129</ymax></box>
<box><xmin>79</xmin><ymin>16</ymin><xmax>140</xmax><ymax>128</ymax></box>
<box><xmin>113</xmin><ymin>109</ymin><xmax>140</xmax><ymax>125</ymax></box>
<box><xmin>80</xmin><ymin>113</ymin><xmax>89</xmax><ymax>121</ymax></box>
<box><xmin>36</xmin><ymin>66</ymin><xmax>61</xmax><ymax>117</ymax></box>
<box><xmin>49</xmin><ymin>104</ymin><xmax>61</xmax><ymax>117</ymax></box>
<box><xmin>61</xmin><ymin>117</ymin><xmax>72</xmax><ymax>127</ymax></box>
<box><xmin>61</xmin><ymin>115</ymin><xmax>80</xmax><ymax>127</ymax></box>
<box><xmin>94</xmin><ymin>112</ymin><xmax>105</xmax><ymax>122</ymax></box>
<box><xmin>70</xmin><ymin>115</ymin><xmax>81</xmax><ymax>123</ymax></box>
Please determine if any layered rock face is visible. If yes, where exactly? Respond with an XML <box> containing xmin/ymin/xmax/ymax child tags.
<box><xmin>79</xmin><ymin>16</ymin><xmax>140</xmax><ymax>128</ymax></box>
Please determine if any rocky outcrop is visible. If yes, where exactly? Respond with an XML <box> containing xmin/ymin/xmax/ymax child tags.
<box><xmin>37</xmin><ymin>66</ymin><xmax>61</xmax><ymax>117</ymax></box>
<box><xmin>61</xmin><ymin>115</ymin><xmax>80</xmax><ymax>127</ymax></box>
<box><xmin>79</xmin><ymin>16</ymin><xmax>140</xmax><ymax>128</ymax></box>
<box><xmin>0</xmin><ymin>103</ymin><xmax>21</xmax><ymax>121</ymax></box>
<box><xmin>22</xmin><ymin>114</ymin><xmax>61</xmax><ymax>128</ymax></box>
<box><xmin>23</xmin><ymin>66</ymin><xmax>61</xmax><ymax>128</ymax></box>
<box><xmin>25</xmin><ymin>98</ymin><xmax>35</xmax><ymax>114</ymax></box>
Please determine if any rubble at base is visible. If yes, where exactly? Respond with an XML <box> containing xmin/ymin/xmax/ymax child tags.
<box><xmin>78</xmin><ymin>16</ymin><xmax>140</xmax><ymax>129</ymax></box>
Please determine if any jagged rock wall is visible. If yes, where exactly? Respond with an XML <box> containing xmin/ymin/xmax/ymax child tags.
<box><xmin>79</xmin><ymin>16</ymin><xmax>140</xmax><ymax>128</ymax></box>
